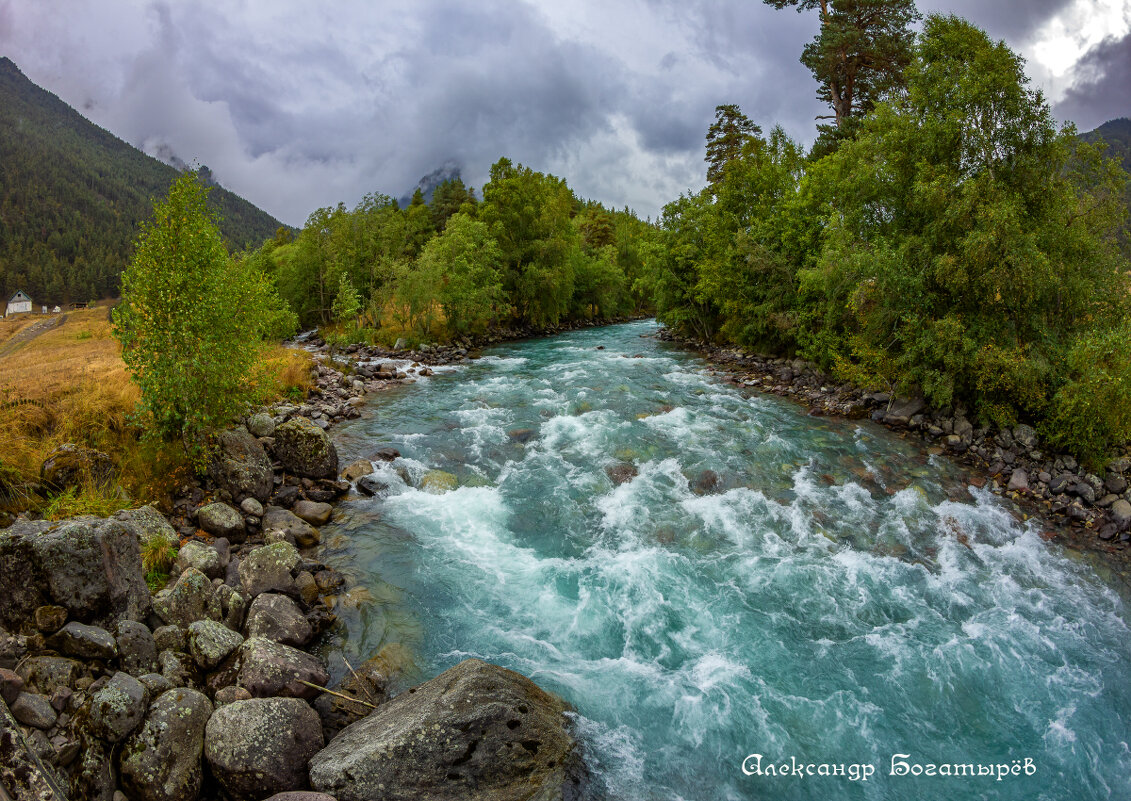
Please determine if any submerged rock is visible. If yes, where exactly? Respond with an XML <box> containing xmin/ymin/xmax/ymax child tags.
<box><xmin>308</xmin><ymin>658</ymin><xmax>588</xmax><ymax>801</ymax></box>
<box><xmin>420</xmin><ymin>470</ymin><xmax>458</xmax><ymax>494</ymax></box>
<box><xmin>204</xmin><ymin>697</ymin><xmax>324</xmax><ymax>801</ymax></box>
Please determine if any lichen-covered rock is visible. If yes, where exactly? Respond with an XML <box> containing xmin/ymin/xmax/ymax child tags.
<box><xmin>39</xmin><ymin>443</ymin><xmax>116</xmax><ymax>491</ymax></box>
<box><xmin>204</xmin><ymin>697</ymin><xmax>324</xmax><ymax>801</ymax></box>
<box><xmin>0</xmin><ymin>517</ymin><xmax>150</xmax><ymax>630</ymax></box>
<box><xmin>292</xmin><ymin>500</ymin><xmax>332</xmax><ymax>527</ymax></box>
<box><xmin>116</xmin><ymin>619</ymin><xmax>159</xmax><ymax>676</ymax></box>
<box><xmin>89</xmin><ymin>671</ymin><xmax>148</xmax><ymax>743</ymax></box>
<box><xmin>158</xmin><ymin>650</ymin><xmax>198</xmax><ymax>689</ymax></box>
<box><xmin>120</xmin><ymin>688</ymin><xmax>213</xmax><ymax>801</ymax></box>
<box><xmin>16</xmin><ymin>656</ymin><xmax>83</xmax><ymax>695</ymax></box>
<box><xmin>196</xmin><ymin>502</ymin><xmax>246</xmax><ymax>541</ymax></box>
<box><xmin>187</xmin><ymin>619</ymin><xmax>244</xmax><ymax>670</ymax></box>
<box><xmin>175</xmin><ymin>540</ymin><xmax>224</xmax><ymax>579</ymax></box>
<box><xmin>275</xmin><ymin>418</ymin><xmax>339</xmax><ymax>480</ymax></box>
<box><xmin>46</xmin><ymin>621</ymin><xmax>118</xmax><ymax>660</ymax></box>
<box><xmin>308</xmin><ymin>659</ymin><xmax>589</xmax><ymax>801</ymax></box>
<box><xmin>33</xmin><ymin>605</ymin><xmax>67</xmax><ymax>634</ymax></box>
<box><xmin>0</xmin><ymin>694</ymin><xmax>69</xmax><ymax>801</ymax></box>
<box><xmin>262</xmin><ymin>506</ymin><xmax>321</xmax><ymax>549</ymax></box>
<box><xmin>153</xmin><ymin>568</ymin><xmax>215</xmax><ymax>628</ymax></box>
<box><xmin>340</xmin><ymin>459</ymin><xmax>373</xmax><ymax>482</ymax></box>
<box><xmin>153</xmin><ymin>625</ymin><xmax>187</xmax><ymax>653</ymax></box>
<box><xmin>209</xmin><ymin>428</ymin><xmax>274</xmax><ymax>504</ymax></box>
<box><xmin>236</xmin><ymin>637</ymin><xmax>328</xmax><ymax>699</ymax></box>
<box><xmin>239</xmin><ymin>542</ymin><xmax>301</xmax><ymax>598</ymax></box>
<box><xmin>245</xmin><ymin>593</ymin><xmax>313</xmax><ymax>647</ymax></box>
<box><xmin>114</xmin><ymin>505</ymin><xmax>179</xmax><ymax>550</ymax></box>
<box><xmin>247</xmin><ymin>412</ymin><xmax>277</xmax><ymax>439</ymax></box>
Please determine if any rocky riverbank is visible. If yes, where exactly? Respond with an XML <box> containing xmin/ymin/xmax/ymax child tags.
<box><xmin>657</xmin><ymin>328</ymin><xmax>1131</xmax><ymax>569</ymax></box>
<box><xmin>0</xmin><ymin>345</ymin><xmax>594</xmax><ymax>800</ymax></box>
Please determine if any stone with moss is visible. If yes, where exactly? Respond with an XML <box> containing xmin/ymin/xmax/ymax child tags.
<box><xmin>120</xmin><ymin>687</ymin><xmax>213</xmax><ymax>801</ymax></box>
<box><xmin>420</xmin><ymin>469</ymin><xmax>458</xmax><ymax>493</ymax></box>
<box><xmin>187</xmin><ymin>619</ymin><xmax>244</xmax><ymax>670</ymax></box>
<box><xmin>89</xmin><ymin>671</ymin><xmax>148</xmax><ymax>742</ymax></box>
<box><xmin>153</xmin><ymin>568</ymin><xmax>216</xmax><ymax>628</ymax></box>
<box><xmin>274</xmin><ymin>417</ymin><xmax>339</xmax><ymax>480</ymax></box>
<box><xmin>238</xmin><ymin>542</ymin><xmax>301</xmax><ymax>598</ymax></box>
<box><xmin>208</xmin><ymin>428</ymin><xmax>274</xmax><ymax>504</ymax></box>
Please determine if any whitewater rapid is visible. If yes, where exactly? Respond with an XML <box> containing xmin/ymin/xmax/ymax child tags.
<box><xmin>321</xmin><ymin>321</ymin><xmax>1131</xmax><ymax>801</ymax></box>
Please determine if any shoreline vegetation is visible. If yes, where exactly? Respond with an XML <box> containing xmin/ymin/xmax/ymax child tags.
<box><xmin>2</xmin><ymin>4</ymin><xmax>1131</xmax><ymax>800</ymax></box>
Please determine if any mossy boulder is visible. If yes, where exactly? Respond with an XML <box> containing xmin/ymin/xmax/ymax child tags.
<box><xmin>420</xmin><ymin>470</ymin><xmax>458</xmax><ymax>493</ymax></box>
<box><xmin>120</xmin><ymin>688</ymin><xmax>213</xmax><ymax>801</ymax></box>
<box><xmin>274</xmin><ymin>418</ymin><xmax>338</xmax><ymax>480</ymax></box>
<box><xmin>208</xmin><ymin>428</ymin><xmax>274</xmax><ymax>504</ymax></box>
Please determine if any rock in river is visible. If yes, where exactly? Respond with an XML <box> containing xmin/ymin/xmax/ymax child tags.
<box><xmin>308</xmin><ymin>658</ymin><xmax>588</xmax><ymax>801</ymax></box>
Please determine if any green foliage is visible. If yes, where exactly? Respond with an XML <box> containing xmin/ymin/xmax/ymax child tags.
<box><xmin>113</xmin><ymin>171</ymin><xmax>296</xmax><ymax>454</ymax></box>
<box><xmin>0</xmin><ymin>57</ymin><xmax>283</xmax><ymax>305</ymax></box>
<box><xmin>705</xmin><ymin>104</ymin><xmax>761</xmax><ymax>187</ymax></box>
<box><xmin>413</xmin><ymin>213</ymin><xmax>508</xmax><ymax>335</ymax></box>
<box><xmin>331</xmin><ymin>271</ymin><xmax>362</xmax><ymax>326</ymax></box>
<box><xmin>641</xmin><ymin>14</ymin><xmax>1131</xmax><ymax>461</ymax></box>
<box><xmin>140</xmin><ymin>536</ymin><xmax>178</xmax><ymax>593</ymax></box>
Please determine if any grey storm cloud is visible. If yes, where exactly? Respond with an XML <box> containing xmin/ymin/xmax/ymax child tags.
<box><xmin>0</xmin><ymin>0</ymin><xmax>1123</xmax><ymax>226</ymax></box>
<box><xmin>1054</xmin><ymin>32</ymin><xmax>1131</xmax><ymax>131</ymax></box>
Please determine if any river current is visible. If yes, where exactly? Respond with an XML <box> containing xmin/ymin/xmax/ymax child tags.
<box><xmin>321</xmin><ymin>320</ymin><xmax>1131</xmax><ymax>800</ymax></box>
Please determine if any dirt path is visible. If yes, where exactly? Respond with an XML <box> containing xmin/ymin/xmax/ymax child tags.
<box><xmin>0</xmin><ymin>314</ymin><xmax>67</xmax><ymax>360</ymax></box>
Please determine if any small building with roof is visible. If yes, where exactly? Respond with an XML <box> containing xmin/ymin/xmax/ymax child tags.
<box><xmin>5</xmin><ymin>290</ymin><xmax>32</xmax><ymax>317</ymax></box>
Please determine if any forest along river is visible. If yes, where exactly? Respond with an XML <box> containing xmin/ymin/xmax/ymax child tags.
<box><xmin>319</xmin><ymin>320</ymin><xmax>1131</xmax><ymax>801</ymax></box>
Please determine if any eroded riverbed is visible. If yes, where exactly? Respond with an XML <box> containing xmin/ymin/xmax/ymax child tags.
<box><xmin>320</xmin><ymin>320</ymin><xmax>1131</xmax><ymax>801</ymax></box>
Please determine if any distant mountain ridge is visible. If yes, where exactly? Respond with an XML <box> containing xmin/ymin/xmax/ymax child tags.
<box><xmin>1081</xmin><ymin>117</ymin><xmax>1131</xmax><ymax>172</ymax></box>
<box><xmin>0</xmin><ymin>57</ymin><xmax>284</xmax><ymax>305</ymax></box>
<box><xmin>398</xmin><ymin>161</ymin><xmax>462</xmax><ymax>208</ymax></box>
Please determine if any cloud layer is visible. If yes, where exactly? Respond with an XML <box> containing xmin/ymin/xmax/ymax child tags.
<box><xmin>0</xmin><ymin>0</ymin><xmax>1125</xmax><ymax>225</ymax></box>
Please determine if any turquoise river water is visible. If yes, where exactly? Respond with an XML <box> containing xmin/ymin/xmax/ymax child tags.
<box><xmin>321</xmin><ymin>320</ymin><xmax>1131</xmax><ymax>800</ymax></box>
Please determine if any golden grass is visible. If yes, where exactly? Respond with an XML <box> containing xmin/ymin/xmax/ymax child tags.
<box><xmin>0</xmin><ymin>306</ymin><xmax>310</xmax><ymax>517</ymax></box>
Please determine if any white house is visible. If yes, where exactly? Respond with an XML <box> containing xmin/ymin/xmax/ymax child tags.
<box><xmin>5</xmin><ymin>290</ymin><xmax>32</xmax><ymax>317</ymax></box>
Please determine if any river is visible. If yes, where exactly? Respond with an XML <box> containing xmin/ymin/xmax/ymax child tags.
<box><xmin>320</xmin><ymin>320</ymin><xmax>1131</xmax><ymax>801</ymax></box>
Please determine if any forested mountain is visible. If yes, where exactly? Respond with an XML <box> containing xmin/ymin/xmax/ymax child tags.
<box><xmin>1083</xmin><ymin>118</ymin><xmax>1131</xmax><ymax>170</ymax></box>
<box><xmin>0</xmin><ymin>57</ymin><xmax>283</xmax><ymax>305</ymax></box>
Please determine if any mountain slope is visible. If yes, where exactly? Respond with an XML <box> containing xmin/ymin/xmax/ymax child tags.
<box><xmin>1081</xmin><ymin>117</ymin><xmax>1131</xmax><ymax>171</ymax></box>
<box><xmin>0</xmin><ymin>57</ymin><xmax>284</xmax><ymax>305</ymax></box>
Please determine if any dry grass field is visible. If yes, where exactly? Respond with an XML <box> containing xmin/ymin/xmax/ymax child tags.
<box><xmin>0</xmin><ymin>305</ymin><xmax>313</xmax><ymax>518</ymax></box>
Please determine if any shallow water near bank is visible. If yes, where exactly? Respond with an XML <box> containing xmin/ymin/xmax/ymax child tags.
<box><xmin>320</xmin><ymin>320</ymin><xmax>1131</xmax><ymax>801</ymax></box>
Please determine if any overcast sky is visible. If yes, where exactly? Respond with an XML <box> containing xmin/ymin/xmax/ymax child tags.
<box><xmin>1</xmin><ymin>0</ymin><xmax>1128</xmax><ymax>226</ymax></box>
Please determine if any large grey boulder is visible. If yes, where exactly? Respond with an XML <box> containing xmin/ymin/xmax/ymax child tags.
<box><xmin>46</xmin><ymin>621</ymin><xmax>117</xmax><ymax>660</ymax></box>
<box><xmin>308</xmin><ymin>659</ymin><xmax>588</xmax><ymax>801</ymax></box>
<box><xmin>115</xmin><ymin>505</ymin><xmax>179</xmax><ymax>549</ymax></box>
<box><xmin>262</xmin><ymin>506</ymin><xmax>321</xmax><ymax>549</ymax></box>
<box><xmin>209</xmin><ymin>428</ymin><xmax>274</xmax><ymax>503</ymax></box>
<box><xmin>275</xmin><ymin>418</ymin><xmax>339</xmax><ymax>479</ymax></box>
<box><xmin>187</xmin><ymin>619</ymin><xmax>244</xmax><ymax>670</ymax></box>
<box><xmin>153</xmin><ymin>568</ymin><xmax>215</xmax><ymax>628</ymax></box>
<box><xmin>175</xmin><ymin>540</ymin><xmax>224</xmax><ymax>579</ymax></box>
<box><xmin>0</xmin><ymin>517</ymin><xmax>150</xmax><ymax>630</ymax></box>
<box><xmin>236</xmin><ymin>637</ymin><xmax>328</xmax><ymax>699</ymax></box>
<box><xmin>197</xmin><ymin>502</ymin><xmax>246</xmax><ymax>541</ymax></box>
<box><xmin>204</xmin><ymin>697</ymin><xmax>324</xmax><ymax>801</ymax></box>
<box><xmin>245</xmin><ymin>593</ymin><xmax>312</xmax><ymax>647</ymax></box>
<box><xmin>89</xmin><ymin>671</ymin><xmax>148</xmax><ymax>743</ymax></box>
<box><xmin>116</xmin><ymin>619</ymin><xmax>159</xmax><ymax>676</ymax></box>
<box><xmin>239</xmin><ymin>542</ymin><xmax>301</xmax><ymax>598</ymax></box>
<box><xmin>120</xmin><ymin>688</ymin><xmax>213</xmax><ymax>801</ymax></box>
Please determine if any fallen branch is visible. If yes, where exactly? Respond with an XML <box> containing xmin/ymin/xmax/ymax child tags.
<box><xmin>298</xmin><ymin>680</ymin><xmax>378</xmax><ymax>709</ymax></box>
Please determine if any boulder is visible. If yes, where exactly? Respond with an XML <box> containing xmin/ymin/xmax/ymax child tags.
<box><xmin>153</xmin><ymin>568</ymin><xmax>216</xmax><ymax>628</ymax></box>
<box><xmin>153</xmin><ymin>625</ymin><xmax>188</xmax><ymax>653</ymax></box>
<box><xmin>420</xmin><ymin>470</ymin><xmax>458</xmax><ymax>493</ymax></box>
<box><xmin>340</xmin><ymin>459</ymin><xmax>373</xmax><ymax>481</ymax></box>
<box><xmin>114</xmin><ymin>505</ymin><xmax>179</xmax><ymax>550</ymax></box>
<box><xmin>239</xmin><ymin>542</ymin><xmax>301</xmax><ymax>598</ymax></box>
<box><xmin>139</xmin><ymin>673</ymin><xmax>174</xmax><ymax>697</ymax></box>
<box><xmin>120</xmin><ymin>688</ymin><xmax>213</xmax><ymax>801</ymax></box>
<box><xmin>0</xmin><ymin>667</ymin><xmax>23</xmax><ymax>705</ymax></box>
<box><xmin>0</xmin><ymin>691</ymin><xmax>69</xmax><ymax>801</ymax></box>
<box><xmin>16</xmin><ymin>656</ymin><xmax>83</xmax><ymax>695</ymax></box>
<box><xmin>158</xmin><ymin>650</ymin><xmax>198</xmax><ymax>689</ymax></box>
<box><xmin>308</xmin><ymin>659</ymin><xmax>588</xmax><ymax>801</ymax></box>
<box><xmin>11</xmin><ymin>691</ymin><xmax>57</xmax><ymax>729</ymax></box>
<box><xmin>247</xmin><ymin>412</ymin><xmax>277</xmax><ymax>439</ymax></box>
<box><xmin>236</xmin><ymin>637</ymin><xmax>328</xmax><ymax>699</ymax></box>
<box><xmin>209</xmin><ymin>428</ymin><xmax>274</xmax><ymax>504</ymax></box>
<box><xmin>187</xmin><ymin>620</ymin><xmax>244</xmax><ymax>670</ymax></box>
<box><xmin>245</xmin><ymin>593</ymin><xmax>312</xmax><ymax>647</ymax></box>
<box><xmin>0</xmin><ymin>517</ymin><xmax>150</xmax><ymax>630</ymax></box>
<box><xmin>46</xmin><ymin>621</ymin><xmax>117</xmax><ymax>660</ymax></box>
<box><xmin>1007</xmin><ymin>469</ymin><xmax>1029</xmax><ymax>492</ymax></box>
<box><xmin>1112</xmin><ymin>499</ymin><xmax>1131</xmax><ymax>531</ymax></box>
<box><xmin>204</xmin><ymin>697</ymin><xmax>324</xmax><ymax>801</ymax></box>
<box><xmin>116</xmin><ymin>620</ymin><xmax>159</xmax><ymax>676</ymax></box>
<box><xmin>39</xmin><ymin>443</ymin><xmax>116</xmax><ymax>491</ymax></box>
<box><xmin>373</xmin><ymin>447</ymin><xmax>400</xmax><ymax>462</ymax></box>
<box><xmin>175</xmin><ymin>540</ymin><xmax>224</xmax><ymax>579</ymax></box>
<box><xmin>197</xmin><ymin>502</ymin><xmax>246</xmax><ymax>541</ymax></box>
<box><xmin>262</xmin><ymin>507</ymin><xmax>321</xmax><ymax>549</ymax></box>
<box><xmin>33</xmin><ymin>605</ymin><xmax>67</xmax><ymax>634</ymax></box>
<box><xmin>292</xmin><ymin>500</ymin><xmax>333</xmax><ymax>527</ymax></box>
<box><xmin>275</xmin><ymin>418</ymin><xmax>339</xmax><ymax>479</ymax></box>
<box><xmin>89</xmin><ymin>671</ymin><xmax>148</xmax><ymax>743</ymax></box>
<box><xmin>355</xmin><ymin>475</ymin><xmax>389</xmax><ymax>497</ymax></box>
